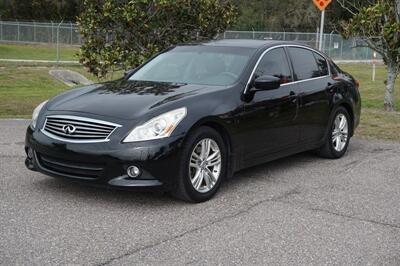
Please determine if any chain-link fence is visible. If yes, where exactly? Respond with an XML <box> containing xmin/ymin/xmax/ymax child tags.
<box><xmin>217</xmin><ymin>30</ymin><xmax>378</xmax><ymax>61</ymax></box>
<box><xmin>0</xmin><ymin>21</ymin><xmax>378</xmax><ymax>61</ymax></box>
<box><xmin>0</xmin><ymin>20</ymin><xmax>81</xmax><ymax>45</ymax></box>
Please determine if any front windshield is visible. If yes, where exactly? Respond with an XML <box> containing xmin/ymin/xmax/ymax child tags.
<box><xmin>129</xmin><ymin>46</ymin><xmax>254</xmax><ymax>86</ymax></box>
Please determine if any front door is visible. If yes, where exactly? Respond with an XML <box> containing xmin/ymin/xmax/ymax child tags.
<box><xmin>240</xmin><ymin>47</ymin><xmax>300</xmax><ymax>165</ymax></box>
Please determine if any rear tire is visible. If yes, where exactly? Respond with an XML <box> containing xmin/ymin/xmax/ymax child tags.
<box><xmin>317</xmin><ymin>107</ymin><xmax>351</xmax><ymax>159</ymax></box>
<box><xmin>172</xmin><ymin>126</ymin><xmax>227</xmax><ymax>203</ymax></box>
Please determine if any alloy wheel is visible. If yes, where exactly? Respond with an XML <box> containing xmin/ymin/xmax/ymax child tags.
<box><xmin>332</xmin><ymin>113</ymin><xmax>348</xmax><ymax>152</ymax></box>
<box><xmin>189</xmin><ymin>138</ymin><xmax>222</xmax><ymax>193</ymax></box>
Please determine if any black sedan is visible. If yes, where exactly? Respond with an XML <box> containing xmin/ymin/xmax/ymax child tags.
<box><xmin>25</xmin><ymin>40</ymin><xmax>361</xmax><ymax>202</ymax></box>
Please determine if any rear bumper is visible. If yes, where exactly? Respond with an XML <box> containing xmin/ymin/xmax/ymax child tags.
<box><xmin>25</xmin><ymin>126</ymin><xmax>184</xmax><ymax>190</ymax></box>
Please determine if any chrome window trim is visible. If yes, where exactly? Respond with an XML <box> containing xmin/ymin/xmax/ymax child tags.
<box><xmin>41</xmin><ymin>115</ymin><xmax>122</xmax><ymax>144</ymax></box>
<box><xmin>281</xmin><ymin>75</ymin><xmax>330</xmax><ymax>87</ymax></box>
<box><xmin>244</xmin><ymin>44</ymin><xmax>331</xmax><ymax>94</ymax></box>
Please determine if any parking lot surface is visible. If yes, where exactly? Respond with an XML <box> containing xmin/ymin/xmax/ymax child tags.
<box><xmin>1</xmin><ymin>120</ymin><xmax>399</xmax><ymax>265</ymax></box>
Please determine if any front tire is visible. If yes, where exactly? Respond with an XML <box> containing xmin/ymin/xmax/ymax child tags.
<box><xmin>172</xmin><ymin>126</ymin><xmax>227</xmax><ymax>203</ymax></box>
<box><xmin>317</xmin><ymin>107</ymin><xmax>351</xmax><ymax>159</ymax></box>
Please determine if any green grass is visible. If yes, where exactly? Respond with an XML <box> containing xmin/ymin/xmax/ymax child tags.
<box><xmin>356</xmin><ymin>109</ymin><xmax>400</xmax><ymax>141</ymax></box>
<box><xmin>0</xmin><ymin>43</ymin><xmax>79</xmax><ymax>61</ymax></box>
<box><xmin>339</xmin><ymin>63</ymin><xmax>400</xmax><ymax>109</ymax></box>
<box><xmin>0</xmin><ymin>63</ymin><xmax>122</xmax><ymax>118</ymax></box>
<box><xmin>0</xmin><ymin>65</ymin><xmax>75</xmax><ymax>118</ymax></box>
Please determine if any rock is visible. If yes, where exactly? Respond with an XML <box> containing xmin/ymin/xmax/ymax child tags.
<box><xmin>49</xmin><ymin>69</ymin><xmax>93</xmax><ymax>87</ymax></box>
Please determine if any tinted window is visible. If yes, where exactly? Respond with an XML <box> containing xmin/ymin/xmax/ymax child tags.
<box><xmin>313</xmin><ymin>52</ymin><xmax>329</xmax><ymax>76</ymax></box>
<box><xmin>288</xmin><ymin>47</ymin><xmax>320</xmax><ymax>80</ymax></box>
<box><xmin>254</xmin><ymin>48</ymin><xmax>292</xmax><ymax>84</ymax></box>
<box><xmin>129</xmin><ymin>46</ymin><xmax>254</xmax><ymax>86</ymax></box>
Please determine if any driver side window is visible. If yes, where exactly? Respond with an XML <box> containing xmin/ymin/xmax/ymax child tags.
<box><xmin>255</xmin><ymin>48</ymin><xmax>293</xmax><ymax>84</ymax></box>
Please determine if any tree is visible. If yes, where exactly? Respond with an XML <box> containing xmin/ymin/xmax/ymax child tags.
<box><xmin>230</xmin><ymin>0</ymin><xmax>363</xmax><ymax>33</ymax></box>
<box><xmin>339</xmin><ymin>0</ymin><xmax>400</xmax><ymax>111</ymax></box>
<box><xmin>0</xmin><ymin>0</ymin><xmax>83</xmax><ymax>21</ymax></box>
<box><xmin>77</xmin><ymin>0</ymin><xmax>237</xmax><ymax>78</ymax></box>
<box><xmin>231</xmin><ymin>0</ymin><xmax>321</xmax><ymax>32</ymax></box>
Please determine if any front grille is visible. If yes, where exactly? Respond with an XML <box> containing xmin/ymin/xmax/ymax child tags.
<box><xmin>42</xmin><ymin>115</ymin><xmax>121</xmax><ymax>143</ymax></box>
<box><xmin>37</xmin><ymin>153</ymin><xmax>104</xmax><ymax>179</ymax></box>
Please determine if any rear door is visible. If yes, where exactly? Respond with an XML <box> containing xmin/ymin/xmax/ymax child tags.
<box><xmin>287</xmin><ymin>47</ymin><xmax>331</xmax><ymax>143</ymax></box>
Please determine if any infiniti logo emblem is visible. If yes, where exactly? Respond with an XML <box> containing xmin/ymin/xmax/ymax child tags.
<box><xmin>62</xmin><ymin>124</ymin><xmax>76</xmax><ymax>135</ymax></box>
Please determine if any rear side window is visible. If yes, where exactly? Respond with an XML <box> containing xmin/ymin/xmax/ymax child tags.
<box><xmin>288</xmin><ymin>47</ymin><xmax>320</xmax><ymax>80</ymax></box>
<box><xmin>254</xmin><ymin>48</ymin><xmax>292</xmax><ymax>84</ymax></box>
<box><xmin>313</xmin><ymin>52</ymin><xmax>329</xmax><ymax>76</ymax></box>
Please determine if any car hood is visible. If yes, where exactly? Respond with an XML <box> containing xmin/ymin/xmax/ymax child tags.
<box><xmin>47</xmin><ymin>79</ymin><xmax>213</xmax><ymax>120</ymax></box>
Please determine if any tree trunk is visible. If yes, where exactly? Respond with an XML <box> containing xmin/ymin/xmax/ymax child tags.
<box><xmin>384</xmin><ymin>62</ymin><xmax>398</xmax><ymax>111</ymax></box>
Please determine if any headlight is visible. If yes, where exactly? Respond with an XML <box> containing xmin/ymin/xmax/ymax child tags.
<box><xmin>31</xmin><ymin>100</ymin><xmax>48</xmax><ymax>130</ymax></box>
<box><xmin>123</xmin><ymin>107</ymin><xmax>187</xmax><ymax>142</ymax></box>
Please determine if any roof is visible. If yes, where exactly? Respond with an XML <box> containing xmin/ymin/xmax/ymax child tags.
<box><xmin>175</xmin><ymin>39</ymin><xmax>318</xmax><ymax>55</ymax></box>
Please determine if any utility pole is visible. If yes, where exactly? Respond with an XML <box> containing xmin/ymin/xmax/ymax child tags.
<box><xmin>318</xmin><ymin>10</ymin><xmax>325</xmax><ymax>50</ymax></box>
<box><xmin>56</xmin><ymin>20</ymin><xmax>63</xmax><ymax>66</ymax></box>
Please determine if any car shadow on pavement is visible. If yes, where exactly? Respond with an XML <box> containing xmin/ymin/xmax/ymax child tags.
<box><xmin>33</xmin><ymin>177</ymin><xmax>173</xmax><ymax>205</ymax></box>
<box><xmin>31</xmin><ymin>151</ymin><xmax>325</xmax><ymax>205</ymax></box>
<box><xmin>224</xmin><ymin>151</ymin><xmax>319</xmax><ymax>187</ymax></box>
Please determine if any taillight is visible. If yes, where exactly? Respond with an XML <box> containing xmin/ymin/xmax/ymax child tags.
<box><xmin>355</xmin><ymin>80</ymin><xmax>360</xmax><ymax>90</ymax></box>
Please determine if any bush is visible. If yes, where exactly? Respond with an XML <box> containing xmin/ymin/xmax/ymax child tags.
<box><xmin>78</xmin><ymin>0</ymin><xmax>238</xmax><ymax>78</ymax></box>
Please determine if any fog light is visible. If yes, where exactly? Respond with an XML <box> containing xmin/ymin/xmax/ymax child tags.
<box><xmin>127</xmin><ymin>165</ymin><xmax>141</xmax><ymax>178</ymax></box>
<box><xmin>27</xmin><ymin>148</ymin><xmax>34</xmax><ymax>159</ymax></box>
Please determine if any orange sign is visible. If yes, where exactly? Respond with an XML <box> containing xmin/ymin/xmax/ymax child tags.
<box><xmin>313</xmin><ymin>0</ymin><xmax>332</xmax><ymax>11</ymax></box>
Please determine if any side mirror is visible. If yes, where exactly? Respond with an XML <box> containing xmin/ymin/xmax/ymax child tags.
<box><xmin>253</xmin><ymin>75</ymin><xmax>281</xmax><ymax>91</ymax></box>
<box><xmin>124</xmin><ymin>68</ymin><xmax>137</xmax><ymax>80</ymax></box>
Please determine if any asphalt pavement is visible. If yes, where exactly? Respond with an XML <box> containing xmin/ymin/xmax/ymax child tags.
<box><xmin>1</xmin><ymin>119</ymin><xmax>399</xmax><ymax>265</ymax></box>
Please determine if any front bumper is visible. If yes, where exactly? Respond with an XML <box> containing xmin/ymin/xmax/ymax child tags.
<box><xmin>25</xmin><ymin>126</ymin><xmax>185</xmax><ymax>190</ymax></box>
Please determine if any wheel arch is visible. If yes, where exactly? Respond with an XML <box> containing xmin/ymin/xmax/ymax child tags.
<box><xmin>322</xmin><ymin>98</ymin><xmax>356</xmax><ymax>144</ymax></box>
<box><xmin>185</xmin><ymin>118</ymin><xmax>235</xmax><ymax>179</ymax></box>
<box><xmin>337</xmin><ymin>101</ymin><xmax>355</xmax><ymax>137</ymax></box>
